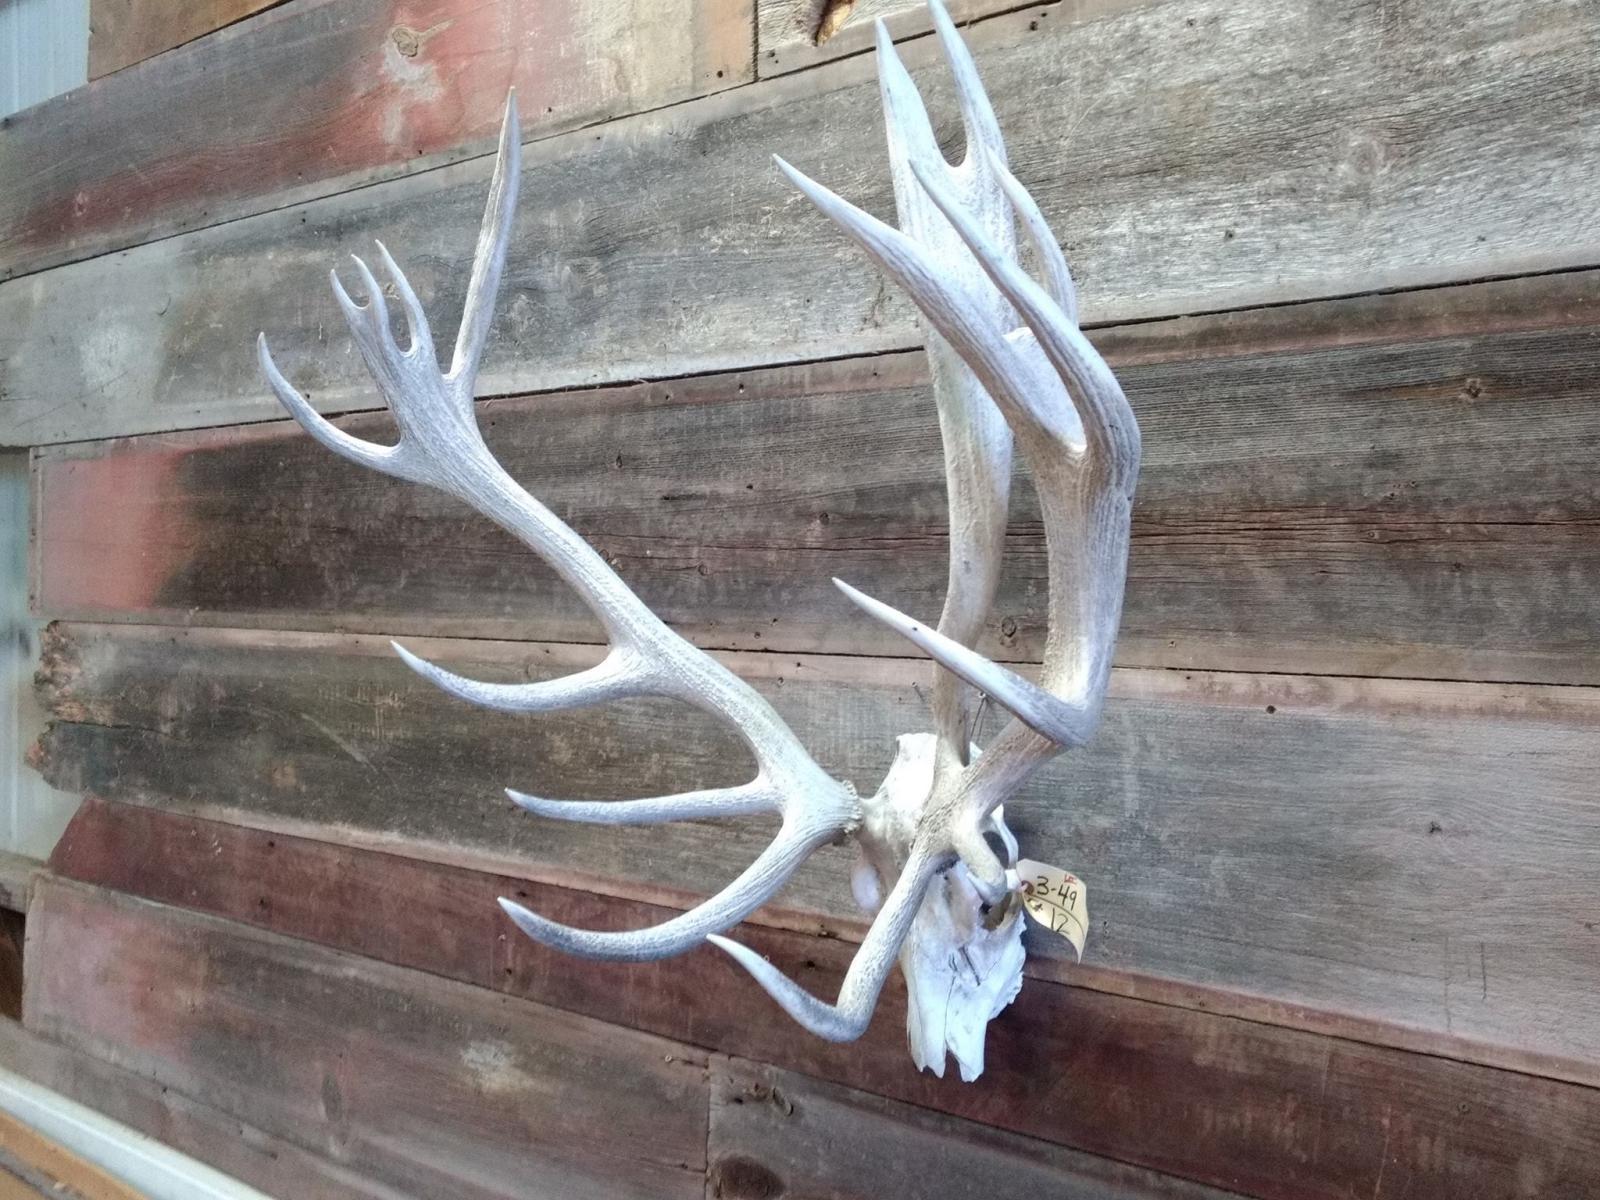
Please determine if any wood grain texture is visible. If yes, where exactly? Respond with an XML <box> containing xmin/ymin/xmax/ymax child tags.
<box><xmin>53</xmin><ymin>794</ymin><xmax>1584</xmax><ymax>1089</ymax></box>
<box><xmin>755</xmin><ymin>0</ymin><xmax>1150</xmax><ymax>76</ymax></box>
<box><xmin>26</xmin><ymin>876</ymin><xmax>1600</xmax><ymax>1200</ymax></box>
<box><xmin>0</xmin><ymin>1109</ymin><xmax>143</xmax><ymax>1200</ymax></box>
<box><xmin>1</xmin><ymin>0</ymin><xmax>752</xmax><ymax>283</ymax></box>
<box><xmin>0</xmin><ymin>1021</ymin><xmax>408</xmax><ymax>1200</ymax></box>
<box><xmin>30</xmin><ymin>623</ymin><xmax>1600</xmax><ymax>1084</ymax></box>
<box><xmin>24</xmin><ymin>877</ymin><xmax>711</xmax><ymax>1200</ymax></box>
<box><xmin>708</xmin><ymin>1057</ymin><xmax>1246</xmax><ymax>1199</ymax></box>
<box><xmin>30</xmin><ymin>272</ymin><xmax>1600</xmax><ymax>683</ymax></box>
<box><xmin>88</xmin><ymin>0</ymin><xmax>286</xmax><ymax>79</ymax></box>
<box><xmin>7</xmin><ymin>0</ymin><xmax>1600</xmax><ymax>444</ymax></box>
<box><xmin>0</xmin><ymin>851</ymin><xmax>36</xmax><ymax>912</ymax></box>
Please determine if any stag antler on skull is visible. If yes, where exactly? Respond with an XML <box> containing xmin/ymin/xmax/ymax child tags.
<box><xmin>258</xmin><ymin>0</ymin><xmax>1139</xmax><ymax>1081</ymax></box>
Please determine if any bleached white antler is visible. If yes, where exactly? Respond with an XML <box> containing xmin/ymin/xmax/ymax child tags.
<box><xmin>257</xmin><ymin>0</ymin><xmax>1139</xmax><ymax>1081</ymax></box>
<box><xmin>707</xmin><ymin>0</ymin><xmax>1139</xmax><ymax>1055</ymax></box>
<box><xmin>259</xmin><ymin>94</ymin><xmax>860</xmax><ymax>963</ymax></box>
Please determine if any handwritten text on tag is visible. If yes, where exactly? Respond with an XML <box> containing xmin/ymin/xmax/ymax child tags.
<box><xmin>1016</xmin><ymin>858</ymin><xmax>1088</xmax><ymax>960</ymax></box>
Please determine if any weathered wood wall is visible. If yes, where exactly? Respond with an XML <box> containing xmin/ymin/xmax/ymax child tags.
<box><xmin>5</xmin><ymin>0</ymin><xmax>1599</xmax><ymax>1196</ymax></box>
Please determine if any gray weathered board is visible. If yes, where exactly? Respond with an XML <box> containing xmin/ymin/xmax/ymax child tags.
<box><xmin>0</xmin><ymin>1020</ymin><xmax>404</xmax><ymax>1200</ymax></box>
<box><xmin>30</xmin><ymin>621</ymin><xmax>1600</xmax><ymax>1084</ymax></box>
<box><xmin>5</xmin><ymin>0</ymin><xmax>1600</xmax><ymax>444</ymax></box>
<box><xmin>753</xmin><ymin>0</ymin><xmax>1155</xmax><ymax>76</ymax></box>
<box><xmin>29</xmin><ymin>273</ymin><xmax>1600</xmax><ymax>685</ymax></box>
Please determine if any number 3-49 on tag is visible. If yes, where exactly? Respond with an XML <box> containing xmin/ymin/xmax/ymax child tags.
<box><xmin>1014</xmin><ymin>858</ymin><xmax>1089</xmax><ymax>960</ymax></box>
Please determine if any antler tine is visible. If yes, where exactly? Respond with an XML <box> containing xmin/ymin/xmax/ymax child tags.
<box><xmin>710</xmin><ymin>843</ymin><xmax>948</xmax><ymax>1040</ymax></box>
<box><xmin>391</xmin><ymin>642</ymin><xmax>642</xmax><ymax>713</ymax></box>
<box><xmin>257</xmin><ymin>334</ymin><xmax>411</xmax><ymax>477</ymax></box>
<box><xmin>875</xmin><ymin>11</ymin><xmax>1016</xmax><ymax>765</ymax></box>
<box><xmin>918</xmin><ymin>154</ymin><xmax>1138</xmax><ymax>484</ymax></box>
<box><xmin>500</xmin><ymin>809</ymin><xmax>846</xmax><ymax>961</ymax></box>
<box><xmin>261</xmin><ymin>92</ymin><xmax>862</xmax><ymax>965</ymax></box>
<box><xmin>506</xmin><ymin>780</ymin><xmax>777</xmax><ymax>825</ymax></box>
<box><xmin>772</xmin><ymin>151</ymin><xmax>1131</xmax><ymax>748</ymax></box>
<box><xmin>925</xmin><ymin>0</ymin><xmax>1007</xmax><ymax>171</ymax></box>
<box><xmin>992</xmin><ymin>154</ymin><xmax>1077</xmax><ymax>324</ymax></box>
<box><xmin>451</xmin><ymin>89</ymin><xmax>521</xmax><ymax>388</ymax></box>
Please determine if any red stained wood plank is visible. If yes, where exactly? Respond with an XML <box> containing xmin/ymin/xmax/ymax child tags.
<box><xmin>1</xmin><ymin>0</ymin><xmax>752</xmax><ymax>281</ymax></box>
<box><xmin>27</xmin><ymin>869</ymin><xmax>1600</xmax><ymax>1200</ymax></box>
<box><xmin>25</xmin><ymin>875</ymin><xmax>710</xmax><ymax>1200</ymax></box>
<box><xmin>708</xmin><ymin>1056</ymin><xmax>1249</xmax><ymax>1199</ymax></box>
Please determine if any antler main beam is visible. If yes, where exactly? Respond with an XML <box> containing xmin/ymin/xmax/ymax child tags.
<box><xmin>257</xmin><ymin>0</ymin><xmax>1139</xmax><ymax>1080</ymax></box>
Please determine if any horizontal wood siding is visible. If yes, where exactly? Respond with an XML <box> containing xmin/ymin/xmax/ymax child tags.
<box><xmin>25</xmin><ymin>873</ymin><xmax>1600</xmax><ymax>1200</ymax></box>
<box><xmin>708</xmin><ymin>1057</ymin><xmax>1249</xmax><ymax>1199</ymax></box>
<box><xmin>7</xmin><ymin>0</ymin><xmax>1600</xmax><ymax>444</ymax></box>
<box><xmin>12</xmin><ymin>0</ymin><xmax>1600</xmax><ymax>1193</ymax></box>
<box><xmin>30</xmin><ymin>623</ymin><xmax>1600</xmax><ymax>1083</ymax></box>
<box><xmin>25</xmin><ymin>876</ymin><xmax>711</xmax><ymax>1200</ymax></box>
<box><xmin>29</xmin><ymin>272</ymin><xmax>1600</xmax><ymax>684</ymax></box>
<box><xmin>1</xmin><ymin>0</ymin><xmax>752</xmax><ymax>282</ymax></box>
<box><xmin>753</xmin><ymin>0</ymin><xmax>1152</xmax><ymax>75</ymax></box>
<box><xmin>0</xmin><ymin>1021</ymin><xmax>398</xmax><ymax>1199</ymax></box>
<box><xmin>88</xmin><ymin>0</ymin><xmax>286</xmax><ymax>79</ymax></box>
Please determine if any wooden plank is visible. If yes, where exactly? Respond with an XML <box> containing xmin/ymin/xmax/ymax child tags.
<box><xmin>755</xmin><ymin>0</ymin><xmax>1152</xmax><ymax>77</ymax></box>
<box><xmin>30</xmin><ymin>623</ymin><xmax>1600</xmax><ymax>1085</ymax></box>
<box><xmin>0</xmin><ymin>1109</ymin><xmax>143</xmax><ymax>1200</ymax></box>
<box><xmin>47</xmin><ymin>794</ymin><xmax>1600</xmax><ymax>1089</ymax></box>
<box><xmin>24</xmin><ymin>877</ymin><xmax>710</xmax><ymax>1200</ymax></box>
<box><xmin>0</xmin><ymin>1021</ymin><xmax>419</xmax><ymax>1200</ymax></box>
<box><xmin>88</xmin><ymin>0</ymin><xmax>286</xmax><ymax>79</ymax></box>
<box><xmin>0</xmin><ymin>852</ymin><xmax>37</xmax><ymax>913</ymax></box>
<box><xmin>0</xmin><ymin>0</ymin><xmax>753</xmax><ymax>284</ymax></box>
<box><xmin>29</xmin><ymin>272</ymin><xmax>1600</xmax><ymax>683</ymax></box>
<box><xmin>8</xmin><ymin>0</ymin><xmax>1600</xmax><ymax>444</ymax></box>
<box><xmin>27</xmin><ymin>876</ymin><xmax>1600</xmax><ymax>1200</ymax></box>
<box><xmin>708</xmin><ymin>1056</ymin><xmax>1246</xmax><ymax>1199</ymax></box>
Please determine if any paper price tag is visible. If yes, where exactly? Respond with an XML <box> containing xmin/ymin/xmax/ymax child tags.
<box><xmin>1015</xmin><ymin>859</ymin><xmax>1088</xmax><ymax>960</ymax></box>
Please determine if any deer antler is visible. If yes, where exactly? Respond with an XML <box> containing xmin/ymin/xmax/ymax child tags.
<box><xmin>257</xmin><ymin>0</ymin><xmax>1139</xmax><ymax>1080</ymax></box>
<box><xmin>707</xmin><ymin>0</ymin><xmax>1139</xmax><ymax>1046</ymax></box>
<box><xmin>259</xmin><ymin>94</ymin><xmax>860</xmax><ymax>962</ymax></box>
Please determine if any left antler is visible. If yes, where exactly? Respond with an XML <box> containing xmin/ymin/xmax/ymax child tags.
<box><xmin>259</xmin><ymin>95</ymin><xmax>862</xmax><ymax>963</ymax></box>
<box><xmin>256</xmin><ymin>0</ymin><xmax>1139</xmax><ymax>1081</ymax></box>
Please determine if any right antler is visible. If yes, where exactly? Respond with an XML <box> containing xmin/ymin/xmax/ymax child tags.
<box><xmin>708</xmin><ymin>2</ymin><xmax>1139</xmax><ymax>1048</ymax></box>
<box><xmin>259</xmin><ymin>95</ymin><xmax>860</xmax><ymax>962</ymax></box>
